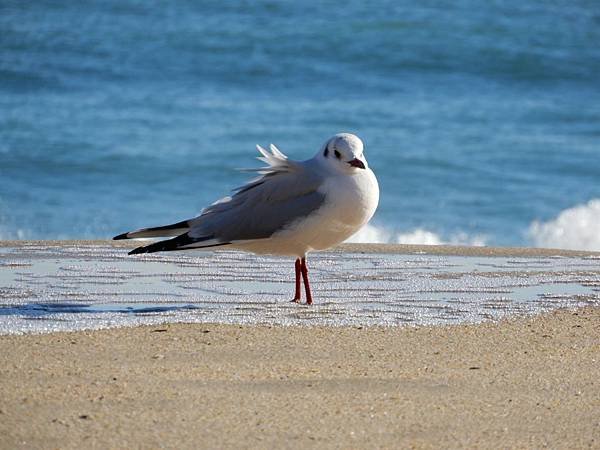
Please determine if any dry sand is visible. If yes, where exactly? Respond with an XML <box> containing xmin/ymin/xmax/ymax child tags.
<box><xmin>1</xmin><ymin>307</ymin><xmax>598</xmax><ymax>449</ymax></box>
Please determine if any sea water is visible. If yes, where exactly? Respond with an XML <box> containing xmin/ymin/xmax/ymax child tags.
<box><xmin>1</xmin><ymin>1</ymin><xmax>600</xmax><ymax>249</ymax></box>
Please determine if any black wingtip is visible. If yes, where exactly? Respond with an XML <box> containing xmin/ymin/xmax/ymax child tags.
<box><xmin>124</xmin><ymin>233</ymin><xmax>227</xmax><ymax>256</ymax></box>
<box><xmin>113</xmin><ymin>233</ymin><xmax>129</xmax><ymax>240</ymax></box>
<box><xmin>127</xmin><ymin>234</ymin><xmax>192</xmax><ymax>255</ymax></box>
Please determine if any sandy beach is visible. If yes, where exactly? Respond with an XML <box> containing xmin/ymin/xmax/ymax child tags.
<box><xmin>1</xmin><ymin>306</ymin><xmax>598</xmax><ymax>449</ymax></box>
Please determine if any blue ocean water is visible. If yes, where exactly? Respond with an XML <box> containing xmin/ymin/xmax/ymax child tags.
<box><xmin>1</xmin><ymin>1</ymin><xmax>600</xmax><ymax>249</ymax></box>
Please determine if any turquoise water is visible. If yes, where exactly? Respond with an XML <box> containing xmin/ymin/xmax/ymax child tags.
<box><xmin>2</xmin><ymin>1</ymin><xmax>600</xmax><ymax>248</ymax></box>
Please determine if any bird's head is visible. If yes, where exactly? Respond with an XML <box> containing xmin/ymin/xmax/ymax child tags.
<box><xmin>317</xmin><ymin>133</ymin><xmax>368</xmax><ymax>173</ymax></box>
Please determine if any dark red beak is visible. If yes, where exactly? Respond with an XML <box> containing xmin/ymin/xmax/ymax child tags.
<box><xmin>348</xmin><ymin>158</ymin><xmax>365</xmax><ymax>169</ymax></box>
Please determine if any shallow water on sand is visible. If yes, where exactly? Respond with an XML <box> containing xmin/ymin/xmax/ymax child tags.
<box><xmin>0</xmin><ymin>243</ymin><xmax>599</xmax><ymax>334</ymax></box>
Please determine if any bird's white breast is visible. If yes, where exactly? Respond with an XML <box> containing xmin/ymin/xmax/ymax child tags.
<box><xmin>313</xmin><ymin>168</ymin><xmax>379</xmax><ymax>244</ymax></box>
<box><xmin>253</xmin><ymin>168</ymin><xmax>379</xmax><ymax>256</ymax></box>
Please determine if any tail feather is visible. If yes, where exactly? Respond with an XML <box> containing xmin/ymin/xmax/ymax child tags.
<box><xmin>114</xmin><ymin>219</ymin><xmax>191</xmax><ymax>240</ymax></box>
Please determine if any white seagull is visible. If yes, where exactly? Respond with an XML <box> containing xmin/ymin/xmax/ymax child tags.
<box><xmin>114</xmin><ymin>133</ymin><xmax>379</xmax><ymax>304</ymax></box>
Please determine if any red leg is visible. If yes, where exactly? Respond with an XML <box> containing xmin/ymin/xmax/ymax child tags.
<box><xmin>300</xmin><ymin>257</ymin><xmax>313</xmax><ymax>305</ymax></box>
<box><xmin>291</xmin><ymin>258</ymin><xmax>302</xmax><ymax>303</ymax></box>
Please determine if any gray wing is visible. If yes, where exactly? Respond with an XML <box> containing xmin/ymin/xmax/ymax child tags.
<box><xmin>186</xmin><ymin>161</ymin><xmax>326</xmax><ymax>245</ymax></box>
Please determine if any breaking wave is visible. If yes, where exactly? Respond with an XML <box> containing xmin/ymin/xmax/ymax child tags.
<box><xmin>347</xmin><ymin>224</ymin><xmax>487</xmax><ymax>247</ymax></box>
<box><xmin>528</xmin><ymin>199</ymin><xmax>600</xmax><ymax>251</ymax></box>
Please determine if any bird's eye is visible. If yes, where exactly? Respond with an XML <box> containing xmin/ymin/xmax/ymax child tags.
<box><xmin>334</xmin><ymin>149</ymin><xmax>341</xmax><ymax>159</ymax></box>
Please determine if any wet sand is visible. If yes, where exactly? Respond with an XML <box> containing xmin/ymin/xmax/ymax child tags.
<box><xmin>2</xmin><ymin>241</ymin><xmax>600</xmax><ymax>333</ymax></box>
<box><xmin>3</xmin><ymin>239</ymin><xmax>600</xmax><ymax>257</ymax></box>
<box><xmin>1</xmin><ymin>306</ymin><xmax>598</xmax><ymax>449</ymax></box>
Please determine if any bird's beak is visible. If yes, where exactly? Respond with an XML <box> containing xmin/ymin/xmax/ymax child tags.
<box><xmin>348</xmin><ymin>158</ymin><xmax>366</xmax><ymax>169</ymax></box>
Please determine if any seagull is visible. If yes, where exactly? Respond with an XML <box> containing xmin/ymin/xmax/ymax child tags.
<box><xmin>113</xmin><ymin>133</ymin><xmax>379</xmax><ymax>305</ymax></box>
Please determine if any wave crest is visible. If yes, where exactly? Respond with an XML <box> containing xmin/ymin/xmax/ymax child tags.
<box><xmin>528</xmin><ymin>199</ymin><xmax>600</xmax><ymax>251</ymax></box>
<box><xmin>347</xmin><ymin>224</ymin><xmax>486</xmax><ymax>246</ymax></box>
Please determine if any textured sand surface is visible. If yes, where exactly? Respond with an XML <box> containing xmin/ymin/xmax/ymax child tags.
<box><xmin>4</xmin><ymin>241</ymin><xmax>600</xmax><ymax>334</ymax></box>
<box><xmin>1</xmin><ymin>307</ymin><xmax>598</xmax><ymax>449</ymax></box>
<box><xmin>3</xmin><ymin>239</ymin><xmax>600</xmax><ymax>258</ymax></box>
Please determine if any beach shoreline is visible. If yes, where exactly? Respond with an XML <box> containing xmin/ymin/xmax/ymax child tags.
<box><xmin>1</xmin><ymin>241</ymin><xmax>599</xmax><ymax>447</ymax></box>
<box><xmin>1</xmin><ymin>306</ymin><xmax>598</xmax><ymax>449</ymax></box>
<box><xmin>3</xmin><ymin>239</ymin><xmax>600</xmax><ymax>258</ymax></box>
<box><xmin>2</xmin><ymin>240</ymin><xmax>600</xmax><ymax>334</ymax></box>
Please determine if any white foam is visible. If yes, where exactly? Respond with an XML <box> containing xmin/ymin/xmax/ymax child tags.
<box><xmin>528</xmin><ymin>199</ymin><xmax>600</xmax><ymax>251</ymax></box>
<box><xmin>396</xmin><ymin>228</ymin><xmax>444</xmax><ymax>245</ymax></box>
<box><xmin>0</xmin><ymin>224</ymin><xmax>28</xmax><ymax>240</ymax></box>
<box><xmin>347</xmin><ymin>224</ymin><xmax>486</xmax><ymax>246</ymax></box>
<box><xmin>346</xmin><ymin>223</ymin><xmax>392</xmax><ymax>244</ymax></box>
